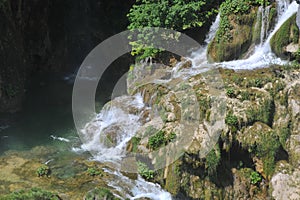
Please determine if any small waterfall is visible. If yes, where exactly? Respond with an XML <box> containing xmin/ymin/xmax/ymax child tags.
<box><xmin>172</xmin><ymin>14</ymin><xmax>220</xmax><ymax>77</ymax></box>
<box><xmin>276</xmin><ymin>0</ymin><xmax>290</xmax><ymax>18</ymax></box>
<box><xmin>221</xmin><ymin>1</ymin><xmax>298</xmax><ymax>69</ymax></box>
<box><xmin>80</xmin><ymin>94</ymin><xmax>146</xmax><ymax>162</ymax></box>
<box><xmin>260</xmin><ymin>5</ymin><xmax>271</xmax><ymax>44</ymax></box>
<box><xmin>104</xmin><ymin>169</ymin><xmax>172</xmax><ymax>200</ymax></box>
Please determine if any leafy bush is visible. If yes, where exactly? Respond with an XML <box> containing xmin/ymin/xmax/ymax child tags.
<box><xmin>87</xmin><ymin>167</ymin><xmax>103</xmax><ymax>177</ymax></box>
<box><xmin>137</xmin><ymin>161</ymin><xmax>154</xmax><ymax>180</ymax></box>
<box><xmin>127</xmin><ymin>0</ymin><xmax>218</xmax><ymax>59</ymax></box>
<box><xmin>240</xmin><ymin>90</ymin><xmax>250</xmax><ymax>101</ymax></box>
<box><xmin>148</xmin><ymin>130</ymin><xmax>165</xmax><ymax>150</ymax></box>
<box><xmin>225</xmin><ymin>114</ymin><xmax>239</xmax><ymax>127</ymax></box>
<box><xmin>226</xmin><ymin>88</ymin><xmax>235</xmax><ymax>98</ymax></box>
<box><xmin>0</xmin><ymin>188</ymin><xmax>59</xmax><ymax>200</ymax></box>
<box><xmin>205</xmin><ymin>146</ymin><xmax>221</xmax><ymax>175</ymax></box>
<box><xmin>250</xmin><ymin>171</ymin><xmax>262</xmax><ymax>185</ymax></box>
<box><xmin>36</xmin><ymin>165</ymin><xmax>50</xmax><ymax>177</ymax></box>
<box><xmin>148</xmin><ymin>130</ymin><xmax>176</xmax><ymax>150</ymax></box>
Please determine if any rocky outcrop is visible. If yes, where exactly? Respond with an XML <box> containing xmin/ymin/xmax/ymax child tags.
<box><xmin>125</xmin><ymin>61</ymin><xmax>300</xmax><ymax>199</ymax></box>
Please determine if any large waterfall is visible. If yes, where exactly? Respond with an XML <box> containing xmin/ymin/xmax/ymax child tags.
<box><xmin>78</xmin><ymin>1</ymin><xmax>299</xmax><ymax>199</ymax></box>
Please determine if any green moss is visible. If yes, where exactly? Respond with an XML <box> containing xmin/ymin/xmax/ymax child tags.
<box><xmin>0</xmin><ymin>188</ymin><xmax>59</xmax><ymax>200</ymax></box>
<box><xmin>270</xmin><ymin>14</ymin><xmax>297</xmax><ymax>58</ymax></box>
<box><xmin>131</xmin><ymin>136</ymin><xmax>141</xmax><ymax>153</ymax></box>
<box><xmin>165</xmin><ymin>161</ymin><xmax>181</xmax><ymax>195</ymax></box>
<box><xmin>85</xmin><ymin>188</ymin><xmax>120</xmax><ymax>200</ymax></box>
<box><xmin>205</xmin><ymin>145</ymin><xmax>221</xmax><ymax>175</ymax></box>
<box><xmin>137</xmin><ymin>161</ymin><xmax>154</xmax><ymax>180</ymax></box>
<box><xmin>86</xmin><ymin>167</ymin><xmax>103</xmax><ymax>177</ymax></box>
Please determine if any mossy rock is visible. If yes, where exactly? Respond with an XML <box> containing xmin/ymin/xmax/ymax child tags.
<box><xmin>85</xmin><ymin>187</ymin><xmax>120</xmax><ymax>200</ymax></box>
<box><xmin>208</xmin><ymin>8</ymin><xmax>257</xmax><ymax>62</ymax></box>
<box><xmin>270</xmin><ymin>14</ymin><xmax>299</xmax><ymax>59</ymax></box>
<box><xmin>165</xmin><ymin>160</ymin><xmax>181</xmax><ymax>195</ymax></box>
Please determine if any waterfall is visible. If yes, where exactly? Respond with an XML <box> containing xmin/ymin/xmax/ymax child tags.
<box><xmin>80</xmin><ymin>94</ymin><xmax>146</xmax><ymax>163</ymax></box>
<box><xmin>104</xmin><ymin>169</ymin><xmax>172</xmax><ymax>200</ymax></box>
<box><xmin>276</xmin><ymin>0</ymin><xmax>290</xmax><ymax>18</ymax></box>
<box><xmin>220</xmin><ymin>1</ymin><xmax>298</xmax><ymax>69</ymax></box>
<box><xmin>77</xmin><ymin>2</ymin><xmax>299</xmax><ymax>199</ymax></box>
<box><xmin>260</xmin><ymin>5</ymin><xmax>272</xmax><ymax>44</ymax></box>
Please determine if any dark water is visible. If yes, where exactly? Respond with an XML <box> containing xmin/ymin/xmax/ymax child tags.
<box><xmin>0</xmin><ymin>72</ymin><xmax>77</xmax><ymax>154</ymax></box>
<box><xmin>0</xmin><ymin>57</ymin><xmax>130</xmax><ymax>154</ymax></box>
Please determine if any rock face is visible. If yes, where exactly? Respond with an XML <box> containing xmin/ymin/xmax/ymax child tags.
<box><xmin>126</xmin><ymin>60</ymin><xmax>300</xmax><ymax>199</ymax></box>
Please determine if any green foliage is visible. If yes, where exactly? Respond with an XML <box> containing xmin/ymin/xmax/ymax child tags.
<box><xmin>246</xmin><ymin>131</ymin><xmax>280</xmax><ymax>178</ymax></box>
<box><xmin>127</xmin><ymin>0</ymin><xmax>218</xmax><ymax>59</ymax></box>
<box><xmin>240</xmin><ymin>90</ymin><xmax>250</xmax><ymax>101</ymax></box>
<box><xmin>137</xmin><ymin>161</ymin><xmax>154</xmax><ymax>180</ymax></box>
<box><xmin>205</xmin><ymin>145</ymin><xmax>221</xmax><ymax>175</ymax></box>
<box><xmin>246</xmin><ymin>99</ymin><xmax>274</xmax><ymax>126</ymax></box>
<box><xmin>85</xmin><ymin>188</ymin><xmax>120</xmax><ymax>200</ymax></box>
<box><xmin>86</xmin><ymin>167</ymin><xmax>103</xmax><ymax>177</ymax></box>
<box><xmin>226</xmin><ymin>87</ymin><xmax>235</xmax><ymax>98</ymax></box>
<box><xmin>225</xmin><ymin>113</ymin><xmax>239</xmax><ymax>127</ymax></box>
<box><xmin>148</xmin><ymin>130</ymin><xmax>176</xmax><ymax>150</ymax></box>
<box><xmin>250</xmin><ymin>171</ymin><xmax>262</xmax><ymax>185</ymax></box>
<box><xmin>131</xmin><ymin>136</ymin><xmax>141</xmax><ymax>153</ymax></box>
<box><xmin>216</xmin><ymin>0</ymin><xmax>271</xmax><ymax>42</ymax></box>
<box><xmin>148</xmin><ymin>130</ymin><xmax>165</xmax><ymax>150</ymax></box>
<box><xmin>270</xmin><ymin>14</ymin><xmax>297</xmax><ymax>58</ymax></box>
<box><xmin>0</xmin><ymin>188</ymin><xmax>59</xmax><ymax>200</ymax></box>
<box><xmin>36</xmin><ymin>165</ymin><xmax>50</xmax><ymax>177</ymax></box>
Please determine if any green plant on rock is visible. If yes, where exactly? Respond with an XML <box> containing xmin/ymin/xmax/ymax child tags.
<box><xmin>225</xmin><ymin>113</ymin><xmax>239</xmax><ymax>127</ymax></box>
<box><xmin>87</xmin><ymin>167</ymin><xmax>103</xmax><ymax>177</ymax></box>
<box><xmin>250</xmin><ymin>171</ymin><xmax>262</xmax><ymax>185</ymax></box>
<box><xmin>148</xmin><ymin>130</ymin><xmax>165</xmax><ymax>150</ymax></box>
<box><xmin>137</xmin><ymin>161</ymin><xmax>154</xmax><ymax>180</ymax></box>
<box><xmin>0</xmin><ymin>188</ymin><xmax>60</xmax><ymax>200</ymax></box>
<box><xmin>148</xmin><ymin>130</ymin><xmax>176</xmax><ymax>150</ymax></box>
<box><xmin>226</xmin><ymin>87</ymin><xmax>235</xmax><ymax>98</ymax></box>
<box><xmin>85</xmin><ymin>188</ymin><xmax>120</xmax><ymax>200</ymax></box>
<box><xmin>36</xmin><ymin>164</ymin><xmax>50</xmax><ymax>177</ymax></box>
<box><xmin>205</xmin><ymin>145</ymin><xmax>221</xmax><ymax>175</ymax></box>
<box><xmin>240</xmin><ymin>90</ymin><xmax>250</xmax><ymax>101</ymax></box>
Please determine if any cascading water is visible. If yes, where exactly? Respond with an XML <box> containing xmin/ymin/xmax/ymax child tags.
<box><xmin>221</xmin><ymin>1</ymin><xmax>298</xmax><ymax>69</ymax></box>
<box><xmin>78</xmin><ymin>2</ymin><xmax>299</xmax><ymax>199</ymax></box>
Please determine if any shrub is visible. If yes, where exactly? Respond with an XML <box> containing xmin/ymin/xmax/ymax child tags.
<box><xmin>205</xmin><ymin>146</ymin><xmax>221</xmax><ymax>175</ymax></box>
<box><xmin>137</xmin><ymin>161</ymin><xmax>154</xmax><ymax>180</ymax></box>
<box><xmin>148</xmin><ymin>130</ymin><xmax>165</xmax><ymax>150</ymax></box>
<box><xmin>225</xmin><ymin>114</ymin><xmax>239</xmax><ymax>127</ymax></box>
<box><xmin>148</xmin><ymin>130</ymin><xmax>176</xmax><ymax>150</ymax></box>
<box><xmin>1</xmin><ymin>188</ymin><xmax>59</xmax><ymax>200</ymax></box>
<box><xmin>87</xmin><ymin>167</ymin><xmax>103</xmax><ymax>177</ymax></box>
<box><xmin>250</xmin><ymin>171</ymin><xmax>262</xmax><ymax>185</ymax></box>
<box><xmin>36</xmin><ymin>165</ymin><xmax>50</xmax><ymax>177</ymax></box>
<box><xmin>226</xmin><ymin>88</ymin><xmax>235</xmax><ymax>98</ymax></box>
<box><xmin>240</xmin><ymin>90</ymin><xmax>250</xmax><ymax>101</ymax></box>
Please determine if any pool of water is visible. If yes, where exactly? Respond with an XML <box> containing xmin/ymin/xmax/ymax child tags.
<box><xmin>0</xmin><ymin>72</ymin><xmax>77</xmax><ymax>154</ymax></box>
